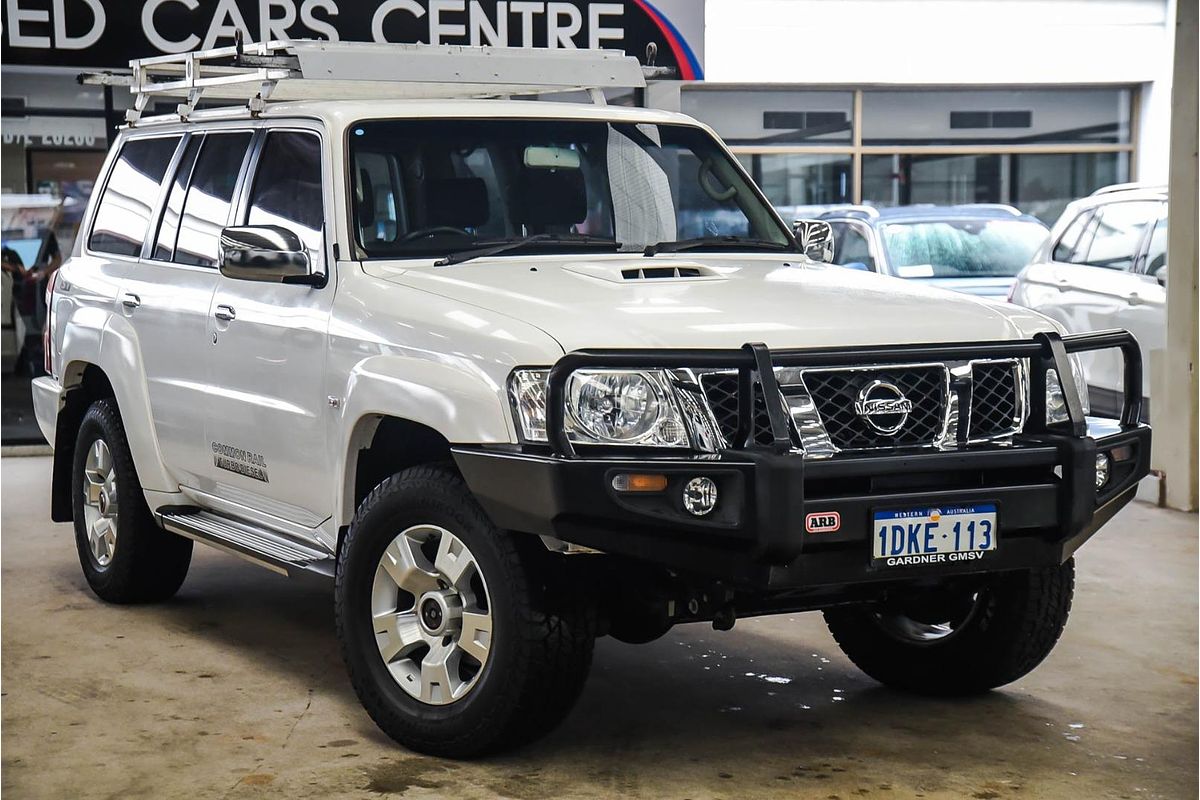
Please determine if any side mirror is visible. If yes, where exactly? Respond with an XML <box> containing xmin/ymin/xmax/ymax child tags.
<box><xmin>218</xmin><ymin>225</ymin><xmax>322</xmax><ymax>286</ymax></box>
<box><xmin>792</xmin><ymin>219</ymin><xmax>835</xmax><ymax>264</ymax></box>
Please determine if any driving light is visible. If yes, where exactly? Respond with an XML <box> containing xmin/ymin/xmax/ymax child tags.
<box><xmin>683</xmin><ymin>477</ymin><xmax>718</xmax><ymax>516</ymax></box>
<box><xmin>1095</xmin><ymin>453</ymin><xmax>1110</xmax><ymax>489</ymax></box>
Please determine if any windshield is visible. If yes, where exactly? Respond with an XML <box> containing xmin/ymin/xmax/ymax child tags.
<box><xmin>880</xmin><ymin>218</ymin><xmax>1048</xmax><ymax>279</ymax></box>
<box><xmin>349</xmin><ymin>118</ymin><xmax>791</xmax><ymax>259</ymax></box>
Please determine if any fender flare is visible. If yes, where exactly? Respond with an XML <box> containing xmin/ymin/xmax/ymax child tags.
<box><xmin>335</xmin><ymin>355</ymin><xmax>517</xmax><ymax>526</ymax></box>
<box><xmin>59</xmin><ymin>308</ymin><xmax>175</xmax><ymax>494</ymax></box>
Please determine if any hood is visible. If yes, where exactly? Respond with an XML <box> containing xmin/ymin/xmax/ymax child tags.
<box><xmin>364</xmin><ymin>254</ymin><xmax>1058</xmax><ymax>353</ymax></box>
<box><xmin>916</xmin><ymin>275</ymin><xmax>1018</xmax><ymax>299</ymax></box>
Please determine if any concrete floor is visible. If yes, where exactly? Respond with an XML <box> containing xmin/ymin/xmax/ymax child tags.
<box><xmin>2</xmin><ymin>456</ymin><xmax>1197</xmax><ymax>800</ymax></box>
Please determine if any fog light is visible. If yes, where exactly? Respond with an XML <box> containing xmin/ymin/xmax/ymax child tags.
<box><xmin>1095</xmin><ymin>453</ymin><xmax>1110</xmax><ymax>490</ymax></box>
<box><xmin>683</xmin><ymin>477</ymin><xmax>718</xmax><ymax>516</ymax></box>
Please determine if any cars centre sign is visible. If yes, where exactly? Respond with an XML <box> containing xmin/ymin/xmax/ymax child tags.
<box><xmin>0</xmin><ymin>0</ymin><xmax>704</xmax><ymax>79</ymax></box>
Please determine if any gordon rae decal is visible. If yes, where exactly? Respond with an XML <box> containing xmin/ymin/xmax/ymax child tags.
<box><xmin>211</xmin><ymin>442</ymin><xmax>269</xmax><ymax>482</ymax></box>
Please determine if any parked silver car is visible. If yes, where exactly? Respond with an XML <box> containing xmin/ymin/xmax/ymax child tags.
<box><xmin>1009</xmin><ymin>183</ymin><xmax>1167</xmax><ymax>419</ymax></box>
<box><xmin>808</xmin><ymin>204</ymin><xmax>1050</xmax><ymax>299</ymax></box>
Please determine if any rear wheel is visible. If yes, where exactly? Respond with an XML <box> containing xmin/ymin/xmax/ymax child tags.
<box><xmin>824</xmin><ymin>561</ymin><xmax>1074</xmax><ymax>695</ymax></box>
<box><xmin>336</xmin><ymin>465</ymin><xmax>595</xmax><ymax>758</ymax></box>
<box><xmin>71</xmin><ymin>399</ymin><xmax>193</xmax><ymax>603</ymax></box>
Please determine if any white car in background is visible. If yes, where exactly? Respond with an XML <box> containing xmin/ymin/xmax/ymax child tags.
<box><xmin>1009</xmin><ymin>184</ymin><xmax>1168</xmax><ymax>420</ymax></box>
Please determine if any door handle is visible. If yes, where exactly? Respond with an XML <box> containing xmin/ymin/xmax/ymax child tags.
<box><xmin>214</xmin><ymin>304</ymin><xmax>237</xmax><ymax>322</ymax></box>
<box><xmin>1055</xmin><ymin>278</ymin><xmax>1070</xmax><ymax>292</ymax></box>
<box><xmin>1125</xmin><ymin>292</ymin><xmax>1143</xmax><ymax>306</ymax></box>
<box><xmin>121</xmin><ymin>293</ymin><xmax>141</xmax><ymax>309</ymax></box>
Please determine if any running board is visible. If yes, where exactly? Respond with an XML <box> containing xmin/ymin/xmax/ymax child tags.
<box><xmin>158</xmin><ymin>509</ymin><xmax>335</xmax><ymax>580</ymax></box>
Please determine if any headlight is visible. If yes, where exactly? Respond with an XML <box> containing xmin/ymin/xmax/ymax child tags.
<box><xmin>1045</xmin><ymin>355</ymin><xmax>1089</xmax><ymax>425</ymax></box>
<box><xmin>509</xmin><ymin>369</ymin><xmax>691</xmax><ymax>447</ymax></box>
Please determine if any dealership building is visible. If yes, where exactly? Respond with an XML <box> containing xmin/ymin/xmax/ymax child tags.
<box><xmin>1</xmin><ymin>0</ymin><xmax>1179</xmax><ymax>226</ymax></box>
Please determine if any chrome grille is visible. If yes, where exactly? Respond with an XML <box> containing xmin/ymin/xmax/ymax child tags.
<box><xmin>800</xmin><ymin>366</ymin><xmax>948</xmax><ymax>450</ymax></box>
<box><xmin>699</xmin><ymin>373</ymin><xmax>779</xmax><ymax>447</ymax></box>
<box><xmin>968</xmin><ymin>360</ymin><xmax>1022</xmax><ymax>440</ymax></box>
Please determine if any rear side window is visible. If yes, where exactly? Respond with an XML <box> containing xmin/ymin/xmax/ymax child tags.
<box><xmin>174</xmin><ymin>132</ymin><xmax>253</xmax><ymax>267</ymax></box>
<box><xmin>1144</xmin><ymin>208</ymin><xmax>1168</xmax><ymax>275</ymax></box>
<box><xmin>89</xmin><ymin>136</ymin><xmax>180</xmax><ymax>257</ymax></box>
<box><xmin>246</xmin><ymin>131</ymin><xmax>324</xmax><ymax>254</ymax></box>
<box><xmin>1080</xmin><ymin>200</ymin><xmax>1160</xmax><ymax>271</ymax></box>
<box><xmin>152</xmin><ymin>137</ymin><xmax>202</xmax><ymax>261</ymax></box>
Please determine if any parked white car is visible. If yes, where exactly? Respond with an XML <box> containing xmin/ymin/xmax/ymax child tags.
<box><xmin>1010</xmin><ymin>184</ymin><xmax>1167</xmax><ymax>419</ymax></box>
<box><xmin>34</xmin><ymin>42</ymin><xmax>1151</xmax><ymax>758</ymax></box>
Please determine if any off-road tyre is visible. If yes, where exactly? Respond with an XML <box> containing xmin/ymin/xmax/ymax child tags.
<box><xmin>824</xmin><ymin>560</ymin><xmax>1075</xmax><ymax>695</ymax></box>
<box><xmin>71</xmin><ymin>398</ymin><xmax>193</xmax><ymax>603</ymax></box>
<box><xmin>335</xmin><ymin>464</ymin><xmax>596</xmax><ymax>758</ymax></box>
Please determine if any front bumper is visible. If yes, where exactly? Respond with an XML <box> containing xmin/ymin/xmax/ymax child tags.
<box><xmin>453</xmin><ymin>420</ymin><xmax>1150</xmax><ymax>589</ymax></box>
<box><xmin>457</xmin><ymin>329</ymin><xmax>1151</xmax><ymax>591</ymax></box>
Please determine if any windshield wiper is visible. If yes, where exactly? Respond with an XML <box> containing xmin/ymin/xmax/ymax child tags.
<box><xmin>643</xmin><ymin>236</ymin><xmax>793</xmax><ymax>257</ymax></box>
<box><xmin>435</xmin><ymin>234</ymin><xmax>621</xmax><ymax>266</ymax></box>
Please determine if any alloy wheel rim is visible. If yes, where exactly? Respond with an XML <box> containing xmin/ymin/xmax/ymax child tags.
<box><xmin>873</xmin><ymin>590</ymin><xmax>985</xmax><ymax>645</ymax></box>
<box><xmin>370</xmin><ymin>524</ymin><xmax>493</xmax><ymax>706</ymax></box>
<box><xmin>81</xmin><ymin>439</ymin><xmax>119</xmax><ymax>567</ymax></box>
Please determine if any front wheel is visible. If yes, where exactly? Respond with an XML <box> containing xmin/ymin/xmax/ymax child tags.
<box><xmin>335</xmin><ymin>465</ymin><xmax>595</xmax><ymax>758</ymax></box>
<box><xmin>824</xmin><ymin>560</ymin><xmax>1074</xmax><ymax>695</ymax></box>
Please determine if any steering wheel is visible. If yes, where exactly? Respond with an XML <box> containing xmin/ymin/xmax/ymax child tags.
<box><xmin>399</xmin><ymin>226</ymin><xmax>473</xmax><ymax>243</ymax></box>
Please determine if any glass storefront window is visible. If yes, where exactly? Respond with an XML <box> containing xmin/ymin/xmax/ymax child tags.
<box><xmin>683</xmin><ymin>90</ymin><xmax>854</xmax><ymax>145</ymax></box>
<box><xmin>861</xmin><ymin>152</ymin><xmax>1129</xmax><ymax>223</ymax></box>
<box><xmin>860</xmin><ymin>89</ymin><xmax>1132</xmax><ymax>146</ymax></box>
<box><xmin>736</xmin><ymin>153</ymin><xmax>853</xmax><ymax>218</ymax></box>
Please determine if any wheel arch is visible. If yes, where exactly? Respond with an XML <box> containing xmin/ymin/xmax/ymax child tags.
<box><xmin>51</xmin><ymin>362</ymin><xmax>117</xmax><ymax>522</ymax></box>
<box><xmin>334</xmin><ymin>356</ymin><xmax>518</xmax><ymax>531</ymax></box>
<box><xmin>338</xmin><ymin>414</ymin><xmax>456</xmax><ymax>542</ymax></box>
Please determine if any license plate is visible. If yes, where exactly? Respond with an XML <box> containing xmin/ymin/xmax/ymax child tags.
<box><xmin>872</xmin><ymin>504</ymin><xmax>997</xmax><ymax>566</ymax></box>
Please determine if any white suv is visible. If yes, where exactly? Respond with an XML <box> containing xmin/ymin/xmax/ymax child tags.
<box><xmin>34</xmin><ymin>42</ymin><xmax>1151</xmax><ymax>758</ymax></box>
<box><xmin>1010</xmin><ymin>184</ymin><xmax>1168</xmax><ymax>419</ymax></box>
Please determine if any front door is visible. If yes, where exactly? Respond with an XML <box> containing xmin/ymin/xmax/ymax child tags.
<box><xmin>203</xmin><ymin>128</ymin><xmax>335</xmax><ymax>530</ymax></box>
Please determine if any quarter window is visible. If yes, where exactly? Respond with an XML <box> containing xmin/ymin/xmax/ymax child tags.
<box><xmin>247</xmin><ymin>131</ymin><xmax>324</xmax><ymax>256</ymax></box>
<box><xmin>89</xmin><ymin>136</ymin><xmax>181</xmax><ymax>257</ymax></box>
<box><xmin>174</xmin><ymin>132</ymin><xmax>253</xmax><ymax>268</ymax></box>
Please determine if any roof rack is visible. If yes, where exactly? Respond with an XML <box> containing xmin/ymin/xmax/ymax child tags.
<box><xmin>1090</xmin><ymin>182</ymin><xmax>1169</xmax><ymax>196</ymax></box>
<box><xmin>80</xmin><ymin>38</ymin><xmax>670</xmax><ymax>123</ymax></box>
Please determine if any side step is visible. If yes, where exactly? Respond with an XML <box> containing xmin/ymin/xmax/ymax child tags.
<box><xmin>158</xmin><ymin>509</ymin><xmax>336</xmax><ymax>580</ymax></box>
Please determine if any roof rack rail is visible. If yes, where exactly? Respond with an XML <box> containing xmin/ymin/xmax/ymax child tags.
<box><xmin>1090</xmin><ymin>182</ymin><xmax>1169</xmax><ymax>196</ymax></box>
<box><xmin>79</xmin><ymin>38</ymin><xmax>670</xmax><ymax>124</ymax></box>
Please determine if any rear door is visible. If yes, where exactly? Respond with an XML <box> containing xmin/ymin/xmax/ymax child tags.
<box><xmin>119</xmin><ymin>130</ymin><xmax>254</xmax><ymax>487</ymax></box>
<box><xmin>202</xmin><ymin>126</ymin><xmax>336</xmax><ymax>531</ymax></box>
<box><xmin>1108</xmin><ymin>204</ymin><xmax>1168</xmax><ymax>403</ymax></box>
<box><xmin>1054</xmin><ymin>200</ymin><xmax>1161</xmax><ymax>397</ymax></box>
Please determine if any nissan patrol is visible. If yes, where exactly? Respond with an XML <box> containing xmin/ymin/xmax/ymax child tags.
<box><xmin>34</xmin><ymin>41</ymin><xmax>1151</xmax><ymax>757</ymax></box>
